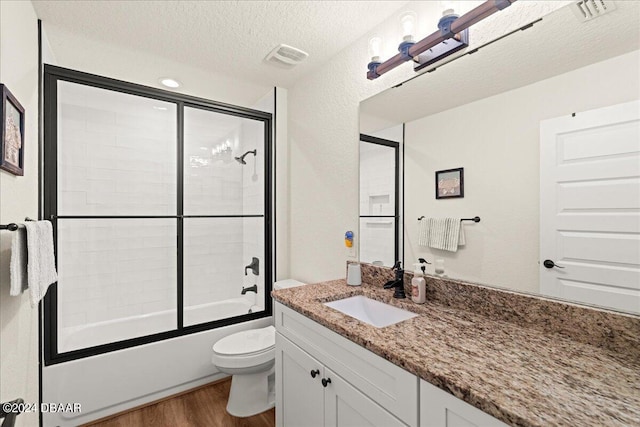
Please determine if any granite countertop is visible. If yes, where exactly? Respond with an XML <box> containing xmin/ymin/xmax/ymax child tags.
<box><xmin>272</xmin><ymin>275</ymin><xmax>640</xmax><ymax>427</ymax></box>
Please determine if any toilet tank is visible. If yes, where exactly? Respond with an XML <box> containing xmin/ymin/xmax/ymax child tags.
<box><xmin>273</xmin><ymin>279</ymin><xmax>305</xmax><ymax>291</ymax></box>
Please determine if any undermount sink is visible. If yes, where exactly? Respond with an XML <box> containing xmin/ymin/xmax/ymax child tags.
<box><xmin>324</xmin><ymin>295</ymin><xmax>418</xmax><ymax>328</ymax></box>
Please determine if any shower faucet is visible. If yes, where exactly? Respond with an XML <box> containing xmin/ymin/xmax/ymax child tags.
<box><xmin>241</xmin><ymin>284</ymin><xmax>258</xmax><ymax>295</ymax></box>
<box><xmin>244</xmin><ymin>257</ymin><xmax>259</xmax><ymax>276</ymax></box>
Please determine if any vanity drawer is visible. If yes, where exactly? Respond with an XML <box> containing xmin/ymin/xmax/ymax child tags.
<box><xmin>275</xmin><ymin>302</ymin><xmax>418</xmax><ymax>427</ymax></box>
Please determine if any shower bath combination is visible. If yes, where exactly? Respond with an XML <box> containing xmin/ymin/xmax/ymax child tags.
<box><xmin>235</xmin><ymin>149</ymin><xmax>257</xmax><ymax>165</ymax></box>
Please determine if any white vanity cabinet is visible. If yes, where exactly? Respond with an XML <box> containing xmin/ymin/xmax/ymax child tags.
<box><xmin>277</xmin><ymin>333</ymin><xmax>406</xmax><ymax>427</ymax></box>
<box><xmin>276</xmin><ymin>335</ymin><xmax>325</xmax><ymax>426</ymax></box>
<box><xmin>275</xmin><ymin>302</ymin><xmax>418</xmax><ymax>427</ymax></box>
<box><xmin>420</xmin><ymin>380</ymin><xmax>509</xmax><ymax>427</ymax></box>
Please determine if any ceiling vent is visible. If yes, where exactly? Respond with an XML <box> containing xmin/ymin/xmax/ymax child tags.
<box><xmin>572</xmin><ymin>0</ymin><xmax>616</xmax><ymax>22</ymax></box>
<box><xmin>265</xmin><ymin>44</ymin><xmax>309</xmax><ymax>67</ymax></box>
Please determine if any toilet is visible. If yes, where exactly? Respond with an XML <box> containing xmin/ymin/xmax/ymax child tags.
<box><xmin>211</xmin><ymin>279</ymin><xmax>306</xmax><ymax>417</ymax></box>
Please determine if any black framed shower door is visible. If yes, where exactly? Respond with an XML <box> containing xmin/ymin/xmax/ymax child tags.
<box><xmin>43</xmin><ymin>65</ymin><xmax>273</xmax><ymax>365</ymax></box>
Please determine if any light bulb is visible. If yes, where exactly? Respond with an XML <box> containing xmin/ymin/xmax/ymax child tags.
<box><xmin>368</xmin><ymin>36</ymin><xmax>382</xmax><ymax>62</ymax></box>
<box><xmin>400</xmin><ymin>11</ymin><xmax>417</xmax><ymax>42</ymax></box>
<box><xmin>440</xmin><ymin>1</ymin><xmax>457</xmax><ymax>16</ymax></box>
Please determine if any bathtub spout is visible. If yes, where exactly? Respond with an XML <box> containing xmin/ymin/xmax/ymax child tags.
<box><xmin>241</xmin><ymin>285</ymin><xmax>258</xmax><ymax>295</ymax></box>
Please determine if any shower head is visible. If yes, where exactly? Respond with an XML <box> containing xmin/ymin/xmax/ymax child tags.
<box><xmin>234</xmin><ymin>149</ymin><xmax>257</xmax><ymax>165</ymax></box>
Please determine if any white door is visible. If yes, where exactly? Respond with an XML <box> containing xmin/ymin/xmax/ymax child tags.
<box><xmin>276</xmin><ymin>333</ymin><xmax>325</xmax><ymax>427</ymax></box>
<box><xmin>540</xmin><ymin>100</ymin><xmax>640</xmax><ymax>314</ymax></box>
<box><xmin>324</xmin><ymin>368</ymin><xmax>406</xmax><ymax>427</ymax></box>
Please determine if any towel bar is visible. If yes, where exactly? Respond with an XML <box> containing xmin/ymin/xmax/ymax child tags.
<box><xmin>0</xmin><ymin>398</ymin><xmax>24</xmax><ymax>427</ymax></box>
<box><xmin>0</xmin><ymin>218</ymin><xmax>35</xmax><ymax>231</ymax></box>
<box><xmin>418</xmin><ymin>216</ymin><xmax>480</xmax><ymax>223</ymax></box>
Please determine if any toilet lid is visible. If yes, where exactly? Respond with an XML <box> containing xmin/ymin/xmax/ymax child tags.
<box><xmin>213</xmin><ymin>325</ymin><xmax>275</xmax><ymax>356</ymax></box>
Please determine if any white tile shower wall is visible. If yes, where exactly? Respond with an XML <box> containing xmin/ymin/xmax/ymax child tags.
<box><xmin>359</xmin><ymin>144</ymin><xmax>395</xmax><ymax>216</ymax></box>
<box><xmin>56</xmin><ymin>220</ymin><xmax>177</xmax><ymax>339</ymax></box>
<box><xmin>183</xmin><ymin>107</ymin><xmax>243</xmax><ymax>216</ymax></box>
<box><xmin>359</xmin><ymin>219</ymin><xmax>395</xmax><ymax>266</ymax></box>
<box><xmin>183</xmin><ymin>218</ymin><xmax>244</xmax><ymax>312</ymax></box>
<box><xmin>57</xmin><ymin>82</ymin><xmax>177</xmax><ymax>216</ymax></box>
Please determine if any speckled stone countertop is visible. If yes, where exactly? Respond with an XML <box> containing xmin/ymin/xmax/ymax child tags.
<box><xmin>272</xmin><ymin>264</ymin><xmax>640</xmax><ymax>427</ymax></box>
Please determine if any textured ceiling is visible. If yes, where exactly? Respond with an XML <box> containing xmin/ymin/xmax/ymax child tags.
<box><xmin>32</xmin><ymin>0</ymin><xmax>408</xmax><ymax>89</ymax></box>
<box><xmin>361</xmin><ymin>1</ymin><xmax>640</xmax><ymax>125</ymax></box>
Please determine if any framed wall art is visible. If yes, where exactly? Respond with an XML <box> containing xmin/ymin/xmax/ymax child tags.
<box><xmin>435</xmin><ymin>167</ymin><xmax>464</xmax><ymax>199</ymax></box>
<box><xmin>1</xmin><ymin>84</ymin><xmax>25</xmax><ymax>176</ymax></box>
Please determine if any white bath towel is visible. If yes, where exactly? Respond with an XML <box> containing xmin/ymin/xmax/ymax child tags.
<box><xmin>10</xmin><ymin>225</ymin><xmax>28</xmax><ymax>296</ymax></box>
<box><xmin>418</xmin><ymin>218</ymin><xmax>465</xmax><ymax>252</ymax></box>
<box><xmin>23</xmin><ymin>221</ymin><xmax>58</xmax><ymax>307</ymax></box>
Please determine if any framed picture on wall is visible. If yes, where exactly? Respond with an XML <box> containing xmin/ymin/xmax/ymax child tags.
<box><xmin>0</xmin><ymin>84</ymin><xmax>25</xmax><ymax>176</ymax></box>
<box><xmin>435</xmin><ymin>167</ymin><xmax>464</xmax><ymax>199</ymax></box>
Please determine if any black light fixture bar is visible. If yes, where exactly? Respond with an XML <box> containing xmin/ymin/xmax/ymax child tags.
<box><xmin>368</xmin><ymin>0</ymin><xmax>516</xmax><ymax>80</ymax></box>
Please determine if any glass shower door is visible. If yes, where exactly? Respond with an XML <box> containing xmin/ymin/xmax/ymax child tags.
<box><xmin>55</xmin><ymin>81</ymin><xmax>178</xmax><ymax>353</ymax></box>
<box><xmin>45</xmin><ymin>66</ymin><xmax>273</xmax><ymax>363</ymax></box>
<box><xmin>183</xmin><ymin>106</ymin><xmax>267</xmax><ymax>327</ymax></box>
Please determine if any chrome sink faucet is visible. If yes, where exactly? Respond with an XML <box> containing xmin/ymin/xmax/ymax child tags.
<box><xmin>383</xmin><ymin>261</ymin><xmax>406</xmax><ymax>299</ymax></box>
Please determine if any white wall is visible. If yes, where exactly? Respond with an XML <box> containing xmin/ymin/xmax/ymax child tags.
<box><xmin>0</xmin><ymin>2</ymin><xmax>40</xmax><ymax>426</ymax></box>
<box><xmin>41</xmin><ymin>24</ymin><xmax>271</xmax><ymax>109</ymax></box>
<box><xmin>287</xmin><ymin>1</ymin><xmax>570</xmax><ymax>283</ymax></box>
<box><xmin>404</xmin><ymin>50</ymin><xmax>640</xmax><ymax>293</ymax></box>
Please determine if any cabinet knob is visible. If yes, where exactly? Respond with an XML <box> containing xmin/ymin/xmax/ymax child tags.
<box><xmin>310</xmin><ymin>369</ymin><xmax>320</xmax><ymax>378</ymax></box>
<box><xmin>321</xmin><ymin>378</ymin><xmax>332</xmax><ymax>387</ymax></box>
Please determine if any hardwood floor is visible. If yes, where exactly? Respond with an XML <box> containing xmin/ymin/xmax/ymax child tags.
<box><xmin>84</xmin><ymin>379</ymin><xmax>275</xmax><ymax>427</ymax></box>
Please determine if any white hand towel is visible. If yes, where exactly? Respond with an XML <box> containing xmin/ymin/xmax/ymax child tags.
<box><xmin>23</xmin><ymin>221</ymin><xmax>58</xmax><ymax>307</ymax></box>
<box><xmin>418</xmin><ymin>218</ymin><xmax>430</xmax><ymax>247</ymax></box>
<box><xmin>458</xmin><ymin>222</ymin><xmax>466</xmax><ymax>246</ymax></box>
<box><xmin>426</xmin><ymin>218</ymin><xmax>462</xmax><ymax>252</ymax></box>
<box><xmin>10</xmin><ymin>225</ymin><xmax>28</xmax><ymax>296</ymax></box>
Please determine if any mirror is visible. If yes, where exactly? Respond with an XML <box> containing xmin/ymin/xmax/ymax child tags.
<box><xmin>359</xmin><ymin>1</ymin><xmax>640</xmax><ymax>314</ymax></box>
<box><xmin>359</xmin><ymin>129</ymin><xmax>402</xmax><ymax>267</ymax></box>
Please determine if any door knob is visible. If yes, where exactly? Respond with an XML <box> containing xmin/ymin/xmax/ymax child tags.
<box><xmin>321</xmin><ymin>378</ymin><xmax>332</xmax><ymax>387</ymax></box>
<box><xmin>543</xmin><ymin>259</ymin><xmax>564</xmax><ymax>269</ymax></box>
<box><xmin>310</xmin><ymin>369</ymin><xmax>320</xmax><ymax>378</ymax></box>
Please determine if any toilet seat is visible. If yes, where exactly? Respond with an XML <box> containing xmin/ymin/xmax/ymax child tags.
<box><xmin>212</xmin><ymin>325</ymin><xmax>275</xmax><ymax>370</ymax></box>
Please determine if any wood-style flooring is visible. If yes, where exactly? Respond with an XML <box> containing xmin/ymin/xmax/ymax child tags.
<box><xmin>84</xmin><ymin>379</ymin><xmax>275</xmax><ymax>427</ymax></box>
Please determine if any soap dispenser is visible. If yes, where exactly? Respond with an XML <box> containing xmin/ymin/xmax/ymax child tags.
<box><xmin>411</xmin><ymin>259</ymin><xmax>429</xmax><ymax>303</ymax></box>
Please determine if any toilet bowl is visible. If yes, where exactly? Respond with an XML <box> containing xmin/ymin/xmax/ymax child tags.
<box><xmin>211</xmin><ymin>279</ymin><xmax>305</xmax><ymax>417</ymax></box>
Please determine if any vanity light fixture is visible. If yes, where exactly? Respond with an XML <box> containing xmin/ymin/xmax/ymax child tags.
<box><xmin>367</xmin><ymin>0</ymin><xmax>516</xmax><ymax>79</ymax></box>
<box><xmin>159</xmin><ymin>78</ymin><xmax>181</xmax><ymax>89</ymax></box>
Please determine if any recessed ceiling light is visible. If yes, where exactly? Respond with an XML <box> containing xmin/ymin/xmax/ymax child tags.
<box><xmin>160</xmin><ymin>78</ymin><xmax>181</xmax><ymax>89</ymax></box>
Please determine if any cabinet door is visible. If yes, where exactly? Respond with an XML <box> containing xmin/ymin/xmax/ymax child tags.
<box><xmin>324</xmin><ymin>368</ymin><xmax>406</xmax><ymax>427</ymax></box>
<box><xmin>276</xmin><ymin>333</ymin><xmax>325</xmax><ymax>427</ymax></box>
<box><xmin>420</xmin><ymin>380</ymin><xmax>508</xmax><ymax>427</ymax></box>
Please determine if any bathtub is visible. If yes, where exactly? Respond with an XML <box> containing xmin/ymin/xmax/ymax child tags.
<box><xmin>60</xmin><ymin>295</ymin><xmax>261</xmax><ymax>353</ymax></box>
<box><xmin>45</xmin><ymin>294</ymin><xmax>271</xmax><ymax>426</ymax></box>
